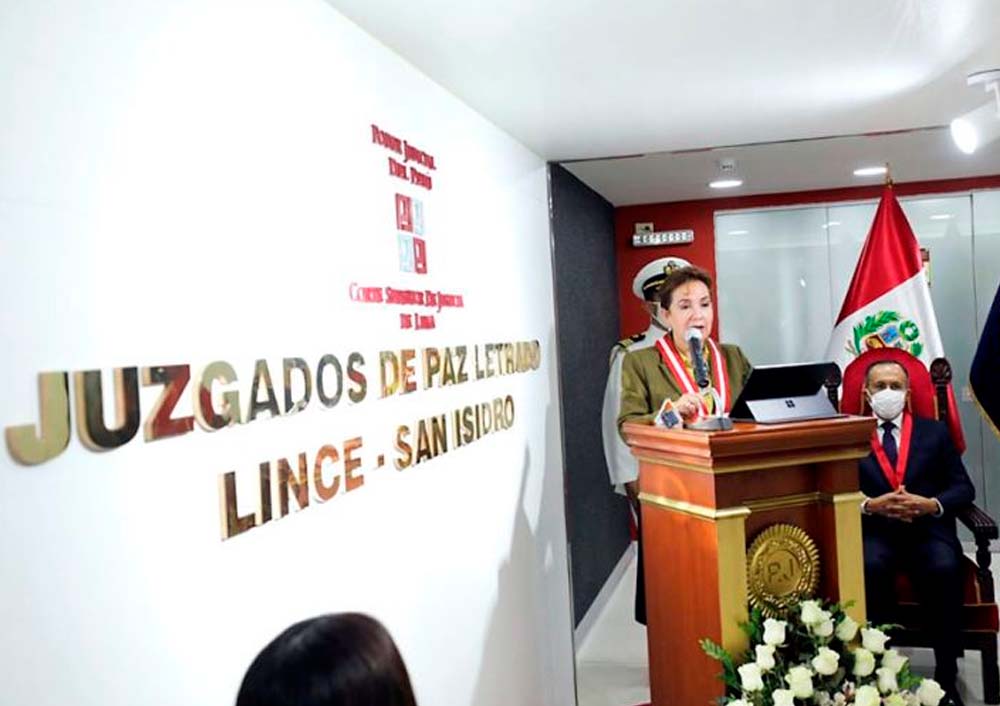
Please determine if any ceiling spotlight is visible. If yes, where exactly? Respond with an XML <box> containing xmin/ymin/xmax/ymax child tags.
<box><xmin>709</xmin><ymin>179</ymin><xmax>743</xmax><ymax>189</ymax></box>
<box><xmin>821</xmin><ymin>221</ymin><xmax>841</xmax><ymax>229</ymax></box>
<box><xmin>727</xmin><ymin>229</ymin><xmax>749</xmax><ymax>235</ymax></box>
<box><xmin>853</xmin><ymin>166</ymin><xmax>887</xmax><ymax>177</ymax></box>
<box><xmin>930</xmin><ymin>213</ymin><xmax>954</xmax><ymax>220</ymax></box>
<box><xmin>951</xmin><ymin>69</ymin><xmax>1000</xmax><ymax>155</ymax></box>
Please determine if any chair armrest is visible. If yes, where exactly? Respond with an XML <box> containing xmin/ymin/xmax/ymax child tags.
<box><xmin>958</xmin><ymin>503</ymin><xmax>997</xmax><ymax>602</ymax></box>
<box><xmin>959</xmin><ymin>503</ymin><xmax>999</xmax><ymax>541</ymax></box>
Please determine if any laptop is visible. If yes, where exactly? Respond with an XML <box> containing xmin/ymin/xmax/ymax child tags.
<box><xmin>729</xmin><ymin>361</ymin><xmax>844</xmax><ymax>424</ymax></box>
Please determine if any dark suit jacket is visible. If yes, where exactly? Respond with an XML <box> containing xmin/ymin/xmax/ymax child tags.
<box><xmin>860</xmin><ymin>415</ymin><xmax>975</xmax><ymax>548</ymax></box>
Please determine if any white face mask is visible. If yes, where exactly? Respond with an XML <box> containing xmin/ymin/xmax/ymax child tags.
<box><xmin>868</xmin><ymin>388</ymin><xmax>906</xmax><ymax>421</ymax></box>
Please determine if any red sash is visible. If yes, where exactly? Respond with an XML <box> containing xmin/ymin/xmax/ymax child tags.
<box><xmin>654</xmin><ymin>334</ymin><xmax>732</xmax><ymax>416</ymax></box>
<box><xmin>871</xmin><ymin>412</ymin><xmax>912</xmax><ymax>490</ymax></box>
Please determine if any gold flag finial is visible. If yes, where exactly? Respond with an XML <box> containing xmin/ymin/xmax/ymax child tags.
<box><xmin>885</xmin><ymin>162</ymin><xmax>894</xmax><ymax>187</ymax></box>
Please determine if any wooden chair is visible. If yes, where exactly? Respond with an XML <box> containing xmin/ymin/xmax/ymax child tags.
<box><xmin>841</xmin><ymin>348</ymin><xmax>999</xmax><ymax>704</ymax></box>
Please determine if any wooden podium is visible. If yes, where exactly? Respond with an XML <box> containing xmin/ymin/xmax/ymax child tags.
<box><xmin>622</xmin><ymin>416</ymin><xmax>875</xmax><ymax>706</ymax></box>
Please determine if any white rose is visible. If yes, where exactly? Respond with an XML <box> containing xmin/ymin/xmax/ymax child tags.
<box><xmin>800</xmin><ymin>599</ymin><xmax>825</xmax><ymax>625</ymax></box>
<box><xmin>884</xmin><ymin>694</ymin><xmax>908</xmax><ymax>706</ymax></box>
<box><xmin>855</xmin><ymin>684</ymin><xmax>881</xmax><ymax>706</ymax></box>
<box><xmin>785</xmin><ymin>665</ymin><xmax>815</xmax><ymax>699</ymax></box>
<box><xmin>852</xmin><ymin>647</ymin><xmax>876</xmax><ymax>677</ymax></box>
<box><xmin>861</xmin><ymin>627</ymin><xmax>891</xmax><ymax>654</ymax></box>
<box><xmin>738</xmin><ymin>663</ymin><xmax>764</xmax><ymax>692</ymax></box>
<box><xmin>881</xmin><ymin>649</ymin><xmax>908</xmax><ymax>674</ymax></box>
<box><xmin>916</xmin><ymin>679</ymin><xmax>946</xmax><ymax>706</ymax></box>
<box><xmin>877</xmin><ymin>666</ymin><xmax>899</xmax><ymax>694</ymax></box>
<box><xmin>763</xmin><ymin>618</ymin><xmax>787</xmax><ymax>646</ymax></box>
<box><xmin>812</xmin><ymin>618</ymin><xmax>835</xmax><ymax>638</ymax></box>
<box><xmin>755</xmin><ymin>644</ymin><xmax>776</xmax><ymax>671</ymax></box>
<box><xmin>814</xmin><ymin>690</ymin><xmax>833</xmax><ymax>706</ymax></box>
<box><xmin>727</xmin><ymin>700</ymin><xmax>751</xmax><ymax>706</ymax></box>
<box><xmin>811</xmin><ymin>647</ymin><xmax>840</xmax><ymax>676</ymax></box>
<box><xmin>772</xmin><ymin>688</ymin><xmax>795</xmax><ymax>706</ymax></box>
<box><xmin>835</xmin><ymin>615</ymin><xmax>859</xmax><ymax>642</ymax></box>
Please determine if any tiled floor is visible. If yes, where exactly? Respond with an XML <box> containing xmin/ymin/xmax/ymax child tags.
<box><xmin>575</xmin><ymin>547</ymin><xmax>1000</xmax><ymax>706</ymax></box>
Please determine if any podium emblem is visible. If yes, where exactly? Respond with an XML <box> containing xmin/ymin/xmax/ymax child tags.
<box><xmin>746</xmin><ymin>524</ymin><xmax>821</xmax><ymax>617</ymax></box>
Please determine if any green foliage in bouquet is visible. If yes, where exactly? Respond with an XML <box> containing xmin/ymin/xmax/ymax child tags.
<box><xmin>700</xmin><ymin>599</ymin><xmax>948</xmax><ymax>706</ymax></box>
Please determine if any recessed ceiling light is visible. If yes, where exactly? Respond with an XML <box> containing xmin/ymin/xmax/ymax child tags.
<box><xmin>709</xmin><ymin>179</ymin><xmax>743</xmax><ymax>189</ymax></box>
<box><xmin>930</xmin><ymin>213</ymin><xmax>954</xmax><ymax>220</ymax></box>
<box><xmin>727</xmin><ymin>229</ymin><xmax>749</xmax><ymax>235</ymax></box>
<box><xmin>853</xmin><ymin>166</ymin><xmax>888</xmax><ymax>177</ymax></box>
<box><xmin>821</xmin><ymin>221</ymin><xmax>841</xmax><ymax>229</ymax></box>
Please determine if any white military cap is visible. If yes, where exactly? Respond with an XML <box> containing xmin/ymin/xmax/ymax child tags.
<box><xmin>631</xmin><ymin>256</ymin><xmax>692</xmax><ymax>301</ymax></box>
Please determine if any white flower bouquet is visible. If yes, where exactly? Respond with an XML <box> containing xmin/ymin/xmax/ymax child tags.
<box><xmin>700</xmin><ymin>599</ymin><xmax>948</xmax><ymax>706</ymax></box>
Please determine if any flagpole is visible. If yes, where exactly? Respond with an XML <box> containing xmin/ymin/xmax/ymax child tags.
<box><xmin>884</xmin><ymin>162</ymin><xmax>893</xmax><ymax>187</ymax></box>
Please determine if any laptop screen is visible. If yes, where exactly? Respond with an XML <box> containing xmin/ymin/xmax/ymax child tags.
<box><xmin>729</xmin><ymin>361</ymin><xmax>840</xmax><ymax>421</ymax></box>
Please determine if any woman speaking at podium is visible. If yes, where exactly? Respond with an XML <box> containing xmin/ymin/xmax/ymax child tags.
<box><xmin>617</xmin><ymin>265</ymin><xmax>752</xmax><ymax>431</ymax></box>
<box><xmin>615</xmin><ymin>264</ymin><xmax>751</xmax><ymax>624</ymax></box>
<box><xmin>615</xmin><ymin>264</ymin><xmax>752</xmax><ymax>625</ymax></box>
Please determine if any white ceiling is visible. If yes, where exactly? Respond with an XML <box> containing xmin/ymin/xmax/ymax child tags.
<box><xmin>564</xmin><ymin>127</ymin><xmax>1000</xmax><ymax>205</ymax></box>
<box><xmin>330</xmin><ymin>0</ymin><xmax>1000</xmax><ymax>204</ymax></box>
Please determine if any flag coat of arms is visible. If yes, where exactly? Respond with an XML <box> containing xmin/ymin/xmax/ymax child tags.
<box><xmin>824</xmin><ymin>186</ymin><xmax>944</xmax><ymax>369</ymax></box>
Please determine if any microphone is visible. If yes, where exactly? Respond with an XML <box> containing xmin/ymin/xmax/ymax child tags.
<box><xmin>685</xmin><ymin>328</ymin><xmax>710</xmax><ymax>389</ymax></box>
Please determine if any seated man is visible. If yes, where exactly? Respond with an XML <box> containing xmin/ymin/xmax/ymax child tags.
<box><xmin>860</xmin><ymin>360</ymin><xmax>974</xmax><ymax>706</ymax></box>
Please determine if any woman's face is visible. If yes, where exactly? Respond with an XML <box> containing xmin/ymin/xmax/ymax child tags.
<box><xmin>663</xmin><ymin>280</ymin><xmax>714</xmax><ymax>350</ymax></box>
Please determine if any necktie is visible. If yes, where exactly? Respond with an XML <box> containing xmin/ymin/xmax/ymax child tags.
<box><xmin>881</xmin><ymin>421</ymin><xmax>898</xmax><ymax>468</ymax></box>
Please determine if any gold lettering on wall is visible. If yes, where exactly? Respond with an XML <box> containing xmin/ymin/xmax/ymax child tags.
<box><xmin>313</xmin><ymin>444</ymin><xmax>340</xmax><ymax>501</ymax></box>
<box><xmin>193</xmin><ymin>362</ymin><xmax>241</xmax><ymax>431</ymax></box>
<box><xmin>4</xmin><ymin>372</ymin><xmax>70</xmax><ymax>465</ymax></box>
<box><xmin>347</xmin><ymin>352</ymin><xmax>366</xmax><ymax>402</ymax></box>
<box><xmin>277</xmin><ymin>453</ymin><xmax>310</xmax><ymax>517</ymax></box>
<box><xmin>74</xmin><ymin>368</ymin><xmax>140</xmax><ymax>451</ymax></box>
<box><xmin>344</xmin><ymin>437</ymin><xmax>364</xmax><ymax>491</ymax></box>
<box><xmin>246</xmin><ymin>359</ymin><xmax>280</xmax><ymax>422</ymax></box>
<box><xmin>219</xmin><ymin>471</ymin><xmax>256</xmax><ymax>540</ymax></box>
<box><xmin>258</xmin><ymin>461</ymin><xmax>273</xmax><ymax>524</ymax></box>
<box><xmin>394</xmin><ymin>426</ymin><xmax>412</xmax><ymax>470</ymax></box>
<box><xmin>315</xmin><ymin>354</ymin><xmax>343</xmax><ymax>407</ymax></box>
<box><xmin>141</xmin><ymin>365</ymin><xmax>194</xmax><ymax>442</ymax></box>
<box><xmin>282</xmin><ymin>358</ymin><xmax>313</xmax><ymax>414</ymax></box>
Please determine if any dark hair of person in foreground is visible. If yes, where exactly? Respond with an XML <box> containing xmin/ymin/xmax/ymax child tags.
<box><xmin>236</xmin><ymin>613</ymin><xmax>418</xmax><ymax>706</ymax></box>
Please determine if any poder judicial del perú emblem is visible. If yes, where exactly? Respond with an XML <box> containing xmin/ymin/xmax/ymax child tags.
<box><xmin>747</xmin><ymin>524</ymin><xmax>821</xmax><ymax>617</ymax></box>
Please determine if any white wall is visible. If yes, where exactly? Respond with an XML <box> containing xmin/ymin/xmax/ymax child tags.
<box><xmin>0</xmin><ymin>1</ymin><xmax>575</xmax><ymax>705</ymax></box>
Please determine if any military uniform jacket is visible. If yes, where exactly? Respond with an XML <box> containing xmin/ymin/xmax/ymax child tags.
<box><xmin>617</xmin><ymin>340</ymin><xmax>753</xmax><ymax>437</ymax></box>
<box><xmin>601</xmin><ymin>324</ymin><xmax>661</xmax><ymax>489</ymax></box>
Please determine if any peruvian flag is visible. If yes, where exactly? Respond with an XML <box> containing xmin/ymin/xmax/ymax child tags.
<box><xmin>825</xmin><ymin>186</ymin><xmax>964</xmax><ymax>450</ymax></box>
<box><xmin>825</xmin><ymin>185</ymin><xmax>943</xmax><ymax>369</ymax></box>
